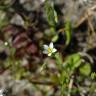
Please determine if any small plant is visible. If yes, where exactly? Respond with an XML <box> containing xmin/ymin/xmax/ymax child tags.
<box><xmin>3</xmin><ymin>42</ymin><xmax>28</xmax><ymax>80</ymax></box>
<box><xmin>42</xmin><ymin>42</ymin><xmax>82</xmax><ymax>96</ymax></box>
<box><xmin>41</xmin><ymin>0</ymin><xmax>95</xmax><ymax>95</ymax></box>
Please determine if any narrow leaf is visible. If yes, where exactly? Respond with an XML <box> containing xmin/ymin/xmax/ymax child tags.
<box><xmin>44</xmin><ymin>0</ymin><xmax>58</xmax><ymax>27</ymax></box>
<box><xmin>65</xmin><ymin>20</ymin><xmax>72</xmax><ymax>46</ymax></box>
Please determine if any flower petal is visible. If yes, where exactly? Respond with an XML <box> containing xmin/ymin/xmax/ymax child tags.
<box><xmin>53</xmin><ymin>48</ymin><xmax>57</xmax><ymax>52</ymax></box>
<box><xmin>43</xmin><ymin>45</ymin><xmax>48</xmax><ymax>50</ymax></box>
<box><xmin>43</xmin><ymin>50</ymin><xmax>48</xmax><ymax>54</ymax></box>
<box><xmin>48</xmin><ymin>53</ymin><xmax>52</xmax><ymax>56</ymax></box>
<box><xmin>49</xmin><ymin>42</ymin><xmax>53</xmax><ymax>48</ymax></box>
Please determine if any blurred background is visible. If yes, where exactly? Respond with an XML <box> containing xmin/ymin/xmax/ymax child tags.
<box><xmin>0</xmin><ymin>0</ymin><xmax>96</xmax><ymax>96</ymax></box>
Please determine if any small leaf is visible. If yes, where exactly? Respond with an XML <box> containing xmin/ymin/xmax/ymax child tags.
<box><xmin>79</xmin><ymin>63</ymin><xmax>91</xmax><ymax>76</ymax></box>
<box><xmin>45</xmin><ymin>0</ymin><xmax>58</xmax><ymax>27</ymax></box>
<box><xmin>52</xmin><ymin>34</ymin><xmax>59</xmax><ymax>42</ymax></box>
<box><xmin>71</xmin><ymin>54</ymin><xmax>82</xmax><ymax>68</ymax></box>
<box><xmin>64</xmin><ymin>53</ymin><xmax>82</xmax><ymax>70</ymax></box>
<box><xmin>65</xmin><ymin>20</ymin><xmax>72</xmax><ymax>46</ymax></box>
<box><xmin>70</xmin><ymin>54</ymin><xmax>81</xmax><ymax>62</ymax></box>
<box><xmin>91</xmin><ymin>72</ymin><xmax>96</xmax><ymax>79</ymax></box>
<box><xmin>54</xmin><ymin>9</ymin><xmax>58</xmax><ymax>23</ymax></box>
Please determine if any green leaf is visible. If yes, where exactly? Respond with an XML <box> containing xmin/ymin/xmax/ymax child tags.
<box><xmin>91</xmin><ymin>72</ymin><xmax>96</xmax><ymax>79</ymax></box>
<box><xmin>52</xmin><ymin>34</ymin><xmax>59</xmax><ymax>42</ymax></box>
<box><xmin>71</xmin><ymin>54</ymin><xmax>82</xmax><ymax>68</ymax></box>
<box><xmin>54</xmin><ymin>9</ymin><xmax>58</xmax><ymax>23</ymax></box>
<box><xmin>64</xmin><ymin>53</ymin><xmax>82</xmax><ymax>70</ymax></box>
<box><xmin>79</xmin><ymin>63</ymin><xmax>91</xmax><ymax>76</ymax></box>
<box><xmin>45</xmin><ymin>0</ymin><xmax>58</xmax><ymax>27</ymax></box>
<box><xmin>65</xmin><ymin>20</ymin><xmax>72</xmax><ymax>46</ymax></box>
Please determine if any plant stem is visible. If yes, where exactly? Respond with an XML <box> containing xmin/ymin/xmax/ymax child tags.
<box><xmin>67</xmin><ymin>76</ymin><xmax>74</xmax><ymax>96</ymax></box>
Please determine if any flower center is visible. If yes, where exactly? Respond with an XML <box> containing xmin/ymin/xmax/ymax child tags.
<box><xmin>48</xmin><ymin>48</ymin><xmax>53</xmax><ymax>53</ymax></box>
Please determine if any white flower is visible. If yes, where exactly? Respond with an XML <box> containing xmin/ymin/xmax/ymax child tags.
<box><xmin>43</xmin><ymin>42</ymin><xmax>57</xmax><ymax>56</ymax></box>
<box><xmin>0</xmin><ymin>89</ymin><xmax>4</xmax><ymax>96</ymax></box>
<box><xmin>4</xmin><ymin>42</ymin><xmax>8</xmax><ymax>46</ymax></box>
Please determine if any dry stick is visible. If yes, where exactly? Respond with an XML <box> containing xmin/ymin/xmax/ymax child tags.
<box><xmin>67</xmin><ymin>76</ymin><xmax>74</xmax><ymax>96</ymax></box>
<box><xmin>27</xmin><ymin>75</ymin><xmax>57</xmax><ymax>85</ymax></box>
<box><xmin>79</xmin><ymin>52</ymin><xmax>94</xmax><ymax>64</ymax></box>
<box><xmin>26</xmin><ymin>74</ymin><xmax>58</xmax><ymax>86</ymax></box>
<box><xmin>74</xmin><ymin>6</ymin><xmax>96</xmax><ymax>51</ymax></box>
<box><xmin>74</xmin><ymin>11</ymin><xmax>93</xmax><ymax>28</ymax></box>
<box><xmin>87</xmin><ymin>10</ymin><xmax>95</xmax><ymax>35</ymax></box>
<box><xmin>29</xmin><ymin>79</ymin><xmax>56</xmax><ymax>85</ymax></box>
<box><xmin>86</xmin><ymin>11</ymin><xmax>96</xmax><ymax>49</ymax></box>
<box><xmin>90</xmin><ymin>5</ymin><xmax>96</xmax><ymax>11</ymax></box>
<box><xmin>74</xmin><ymin>5</ymin><xmax>96</xmax><ymax>28</ymax></box>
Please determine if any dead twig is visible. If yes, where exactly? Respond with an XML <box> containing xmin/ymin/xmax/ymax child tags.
<box><xmin>74</xmin><ymin>5</ymin><xmax>96</xmax><ymax>28</ymax></box>
<box><xmin>29</xmin><ymin>79</ymin><xmax>56</xmax><ymax>85</ymax></box>
<box><xmin>87</xmin><ymin>10</ymin><xmax>95</xmax><ymax>35</ymax></box>
<box><xmin>67</xmin><ymin>76</ymin><xmax>74</xmax><ymax>96</ymax></box>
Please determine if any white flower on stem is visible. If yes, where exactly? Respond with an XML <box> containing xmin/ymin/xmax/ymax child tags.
<box><xmin>43</xmin><ymin>42</ymin><xmax>57</xmax><ymax>56</ymax></box>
